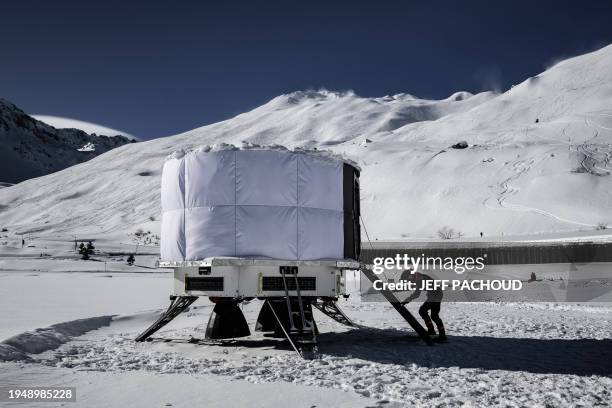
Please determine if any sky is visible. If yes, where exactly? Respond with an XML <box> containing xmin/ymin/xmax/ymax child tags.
<box><xmin>2</xmin><ymin>0</ymin><xmax>612</xmax><ymax>140</ymax></box>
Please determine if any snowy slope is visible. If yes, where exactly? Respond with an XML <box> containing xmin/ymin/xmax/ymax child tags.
<box><xmin>32</xmin><ymin>115</ymin><xmax>136</xmax><ymax>140</ymax></box>
<box><xmin>0</xmin><ymin>99</ymin><xmax>134</xmax><ymax>184</ymax></box>
<box><xmin>0</xmin><ymin>45</ymin><xmax>611</xmax><ymax>240</ymax></box>
<box><xmin>352</xmin><ymin>45</ymin><xmax>612</xmax><ymax>237</ymax></box>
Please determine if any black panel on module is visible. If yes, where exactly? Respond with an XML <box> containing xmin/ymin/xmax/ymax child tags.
<box><xmin>343</xmin><ymin>163</ymin><xmax>361</xmax><ymax>261</ymax></box>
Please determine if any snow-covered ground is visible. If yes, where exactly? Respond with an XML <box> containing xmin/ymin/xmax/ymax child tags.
<box><xmin>0</xmin><ymin>361</ymin><xmax>373</xmax><ymax>408</ymax></box>
<box><xmin>0</xmin><ymin>272</ymin><xmax>169</xmax><ymax>341</ymax></box>
<box><xmin>0</xmin><ymin>205</ymin><xmax>610</xmax><ymax>407</ymax></box>
<box><xmin>1</xmin><ymin>260</ymin><xmax>611</xmax><ymax>407</ymax></box>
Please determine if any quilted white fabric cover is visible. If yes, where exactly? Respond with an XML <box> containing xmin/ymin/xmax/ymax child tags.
<box><xmin>160</xmin><ymin>149</ymin><xmax>344</xmax><ymax>261</ymax></box>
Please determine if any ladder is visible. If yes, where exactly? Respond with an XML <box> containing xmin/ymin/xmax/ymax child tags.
<box><xmin>274</xmin><ymin>269</ymin><xmax>319</xmax><ymax>359</ymax></box>
<box><xmin>360</xmin><ymin>267</ymin><xmax>433</xmax><ymax>345</ymax></box>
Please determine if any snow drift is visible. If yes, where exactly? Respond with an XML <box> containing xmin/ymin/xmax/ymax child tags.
<box><xmin>0</xmin><ymin>315</ymin><xmax>114</xmax><ymax>361</ymax></box>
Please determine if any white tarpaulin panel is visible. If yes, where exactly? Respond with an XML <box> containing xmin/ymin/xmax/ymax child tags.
<box><xmin>298</xmin><ymin>207</ymin><xmax>343</xmax><ymax>260</ymax></box>
<box><xmin>185</xmin><ymin>150</ymin><xmax>235</xmax><ymax>207</ymax></box>
<box><xmin>185</xmin><ymin>206</ymin><xmax>236</xmax><ymax>259</ymax></box>
<box><xmin>161</xmin><ymin>157</ymin><xmax>184</xmax><ymax>211</ymax></box>
<box><xmin>160</xmin><ymin>209</ymin><xmax>185</xmax><ymax>261</ymax></box>
<box><xmin>236</xmin><ymin>205</ymin><xmax>297</xmax><ymax>259</ymax></box>
<box><xmin>298</xmin><ymin>154</ymin><xmax>342</xmax><ymax>211</ymax></box>
<box><xmin>236</xmin><ymin>150</ymin><xmax>297</xmax><ymax>206</ymax></box>
<box><xmin>160</xmin><ymin>148</ymin><xmax>351</xmax><ymax>261</ymax></box>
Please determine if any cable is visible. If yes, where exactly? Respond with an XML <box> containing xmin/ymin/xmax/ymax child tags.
<box><xmin>360</xmin><ymin>214</ymin><xmax>393</xmax><ymax>282</ymax></box>
<box><xmin>360</xmin><ymin>214</ymin><xmax>374</xmax><ymax>250</ymax></box>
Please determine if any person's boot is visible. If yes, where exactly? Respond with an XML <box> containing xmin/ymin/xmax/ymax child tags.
<box><xmin>434</xmin><ymin>324</ymin><xmax>447</xmax><ymax>342</ymax></box>
<box><xmin>424</xmin><ymin>321</ymin><xmax>436</xmax><ymax>336</ymax></box>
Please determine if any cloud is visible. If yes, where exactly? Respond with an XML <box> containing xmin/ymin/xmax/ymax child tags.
<box><xmin>473</xmin><ymin>66</ymin><xmax>503</xmax><ymax>93</ymax></box>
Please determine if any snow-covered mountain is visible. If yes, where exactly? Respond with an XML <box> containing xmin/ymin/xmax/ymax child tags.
<box><xmin>0</xmin><ymin>99</ymin><xmax>134</xmax><ymax>184</ymax></box>
<box><xmin>32</xmin><ymin>115</ymin><xmax>137</xmax><ymax>140</ymax></box>
<box><xmin>1</xmin><ymin>45</ymin><xmax>611</xmax><ymax>240</ymax></box>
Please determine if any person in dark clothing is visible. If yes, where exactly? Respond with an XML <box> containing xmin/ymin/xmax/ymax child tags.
<box><xmin>400</xmin><ymin>270</ymin><xmax>447</xmax><ymax>342</ymax></box>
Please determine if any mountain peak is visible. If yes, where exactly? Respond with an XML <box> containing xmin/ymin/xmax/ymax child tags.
<box><xmin>446</xmin><ymin>91</ymin><xmax>474</xmax><ymax>101</ymax></box>
<box><xmin>280</xmin><ymin>89</ymin><xmax>355</xmax><ymax>105</ymax></box>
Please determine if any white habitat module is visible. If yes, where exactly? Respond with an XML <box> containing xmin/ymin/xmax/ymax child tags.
<box><xmin>158</xmin><ymin>146</ymin><xmax>361</xmax><ymax>299</ymax></box>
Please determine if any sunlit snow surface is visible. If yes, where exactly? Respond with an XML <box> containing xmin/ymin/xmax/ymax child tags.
<box><xmin>76</xmin><ymin>142</ymin><xmax>96</xmax><ymax>152</ymax></box>
<box><xmin>0</xmin><ymin>263</ymin><xmax>611</xmax><ymax>407</ymax></box>
<box><xmin>33</xmin><ymin>115</ymin><xmax>136</xmax><ymax>140</ymax></box>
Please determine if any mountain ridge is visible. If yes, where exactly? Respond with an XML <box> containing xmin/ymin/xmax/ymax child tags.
<box><xmin>0</xmin><ymin>45</ymin><xmax>611</xmax><ymax>240</ymax></box>
<box><xmin>0</xmin><ymin>98</ymin><xmax>134</xmax><ymax>184</ymax></box>
<box><xmin>32</xmin><ymin>115</ymin><xmax>137</xmax><ymax>140</ymax></box>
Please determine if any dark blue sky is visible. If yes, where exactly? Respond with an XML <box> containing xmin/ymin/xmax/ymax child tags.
<box><xmin>2</xmin><ymin>1</ymin><xmax>612</xmax><ymax>139</ymax></box>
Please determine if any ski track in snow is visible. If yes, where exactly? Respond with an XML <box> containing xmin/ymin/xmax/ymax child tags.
<box><xmin>482</xmin><ymin>141</ymin><xmax>612</xmax><ymax>228</ymax></box>
<box><xmin>12</xmin><ymin>301</ymin><xmax>612</xmax><ymax>408</ymax></box>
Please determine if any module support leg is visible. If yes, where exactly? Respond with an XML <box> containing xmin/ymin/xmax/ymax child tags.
<box><xmin>135</xmin><ymin>296</ymin><xmax>198</xmax><ymax>342</ymax></box>
<box><xmin>360</xmin><ymin>268</ymin><xmax>433</xmax><ymax>345</ymax></box>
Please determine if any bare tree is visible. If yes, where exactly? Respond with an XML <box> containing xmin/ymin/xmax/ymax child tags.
<box><xmin>437</xmin><ymin>226</ymin><xmax>463</xmax><ymax>240</ymax></box>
